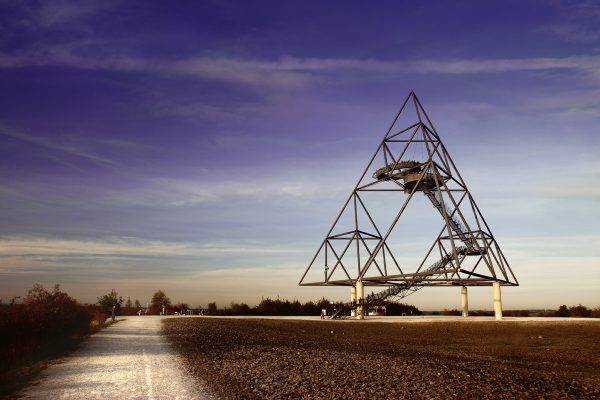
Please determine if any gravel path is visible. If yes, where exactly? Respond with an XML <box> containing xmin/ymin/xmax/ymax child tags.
<box><xmin>19</xmin><ymin>316</ymin><xmax>213</xmax><ymax>400</ymax></box>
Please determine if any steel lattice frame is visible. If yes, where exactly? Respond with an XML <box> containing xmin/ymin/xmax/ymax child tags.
<box><xmin>299</xmin><ymin>92</ymin><xmax>518</xmax><ymax>300</ymax></box>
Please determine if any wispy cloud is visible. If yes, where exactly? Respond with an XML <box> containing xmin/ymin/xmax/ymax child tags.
<box><xmin>0</xmin><ymin>236</ymin><xmax>301</xmax><ymax>259</ymax></box>
<box><xmin>101</xmin><ymin>175</ymin><xmax>348</xmax><ymax>208</ymax></box>
<box><xmin>0</xmin><ymin>125</ymin><xmax>156</xmax><ymax>174</ymax></box>
<box><xmin>0</xmin><ymin>126</ymin><xmax>118</xmax><ymax>167</ymax></box>
<box><xmin>554</xmin><ymin>0</ymin><xmax>600</xmax><ymax>18</ymax></box>
<box><xmin>34</xmin><ymin>1</ymin><xmax>103</xmax><ymax>27</ymax></box>
<box><xmin>501</xmin><ymin>235</ymin><xmax>600</xmax><ymax>257</ymax></box>
<box><xmin>541</xmin><ymin>24</ymin><xmax>600</xmax><ymax>44</ymax></box>
<box><xmin>2</xmin><ymin>48</ymin><xmax>600</xmax><ymax>85</ymax></box>
<box><xmin>10</xmin><ymin>1</ymin><xmax>114</xmax><ymax>30</ymax></box>
<box><xmin>152</xmin><ymin>101</ymin><xmax>245</xmax><ymax>120</ymax></box>
<box><xmin>523</xmin><ymin>88</ymin><xmax>600</xmax><ymax>117</ymax></box>
<box><xmin>537</xmin><ymin>1</ymin><xmax>600</xmax><ymax>44</ymax></box>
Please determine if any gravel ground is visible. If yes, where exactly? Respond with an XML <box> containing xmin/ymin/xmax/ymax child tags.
<box><xmin>164</xmin><ymin>317</ymin><xmax>600</xmax><ymax>399</ymax></box>
<box><xmin>18</xmin><ymin>316</ymin><xmax>213</xmax><ymax>400</ymax></box>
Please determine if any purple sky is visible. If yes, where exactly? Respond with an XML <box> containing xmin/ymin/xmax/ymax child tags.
<box><xmin>1</xmin><ymin>0</ymin><xmax>599</xmax><ymax>310</ymax></box>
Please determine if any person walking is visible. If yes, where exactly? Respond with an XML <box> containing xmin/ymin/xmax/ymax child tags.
<box><xmin>115</xmin><ymin>299</ymin><xmax>121</xmax><ymax>318</ymax></box>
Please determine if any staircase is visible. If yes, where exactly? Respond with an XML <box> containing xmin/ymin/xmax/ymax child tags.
<box><xmin>328</xmin><ymin>182</ymin><xmax>484</xmax><ymax>319</ymax></box>
<box><xmin>330</xmin><ymin>246</ymin><xmax>467</xmax><ymax>319</ymax></box>
<box><xmin>423</xmin><ymin>190</ymin><xmax>472</xmax><ymax>244</ymax></box>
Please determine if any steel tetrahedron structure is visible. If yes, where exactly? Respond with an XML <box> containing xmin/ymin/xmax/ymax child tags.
<box><xmin>299</xmin><ymin>92</ymin><xmax>518</xmax><ymax>319</ymax></box>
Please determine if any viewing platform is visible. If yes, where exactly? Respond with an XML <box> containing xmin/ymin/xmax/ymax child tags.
<box><xmin>373</xmin><ymin>160</ymin><xmax>448</xmax><ymax>192</ymax></box>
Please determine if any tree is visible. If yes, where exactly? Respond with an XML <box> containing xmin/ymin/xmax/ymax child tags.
<box><xmin>207</xmin><ymin>302</ymin><xmax>217</xmax><ymax>315</ymax></box>
<box><xmin>173</xmin><ymin>302</ymin><xmax>189</xmax><ymax>314</ymax></box>
<box><xmin>290</xmin><ymin>300</ymin><xmax>302</xmax><ymax>315</ymax></box>
<box><xmin>97</xmin><ymin>289</ymin><xmax>121</xmax><ymax>316</ymax></box>
<box><xmin>569</xmin><ymin>304</ymin><xmax>591</xmax><ymax>318</ymax></box>
<box><xmin>125</xmin><ymin>296</ymin><xmax>132</xmax><ymax>309</ymax></box>
<box><xmin>134</xmin><ymin>299</ymin><xmax>141</xmax><ymax>308</ymax></box>
<box><xmin>519</xmin><ymin>309</ymin><xmax>530</xmax><ymax>317</ymax></box>
<box><xmin>303</xmin><ymin>300</ymin><xmax>318</xmax><ymax>316</ymax></box>
<box><xmin>386</xmin><ymin>302</ymin><xmax>422</xmax><ymax>316</ymax></box>
<box><xmin>230</xmin><ymin>302</ymin><xmax>252</xmax><ymax>315</ymax></box>
<box><xmin>440</xmin><ymin>308</ymin><xmax>461</xmax><ymax>316</ymax></box>
<box><xmin>149</xmin><ymin>290</ymin><xmax>171</xmax><ymax>315</ymax></box>
<box><xmin>556</xmin><ymin>305</ymin><xmax>569</xmax><ymax>317</ymax></box>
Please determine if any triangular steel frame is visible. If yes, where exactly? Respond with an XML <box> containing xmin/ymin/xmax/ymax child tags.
<box><xmin>299</xmin><ymin>92</ymin><xmax>518</xmax><ymax>303</ymax></box>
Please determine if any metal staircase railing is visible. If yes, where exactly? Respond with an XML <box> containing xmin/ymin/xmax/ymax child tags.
<box><xmin>330</xmin><ymin>246</ymin><xmax>467</xmax><ymax>319</ymax></box>
<box><xmin>328</xmin><ymin>176</ymin><xmax>484</xmax><ymax>319</ymax></box>
<box><xmin>423</xmin><ymin>190</ymin><xmax>471</xmax><ymax>243</ymax></box>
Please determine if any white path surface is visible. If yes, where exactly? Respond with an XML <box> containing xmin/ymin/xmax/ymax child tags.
<box><xmin>19</xmin><ymin>316</ymin><xmax>213</xmax><ymax>400</ymax></box>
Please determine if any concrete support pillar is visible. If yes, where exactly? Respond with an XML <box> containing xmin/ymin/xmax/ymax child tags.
<box><xmin>350</xmin><ymin>286</ymin><xmax>357</xmax><ymax>317</ymax></box>
<box><xmin>356</xmin><ymin>279</ymin><xmax>364</xmax><ymax>320</ymax></box>
<box><xmin>461</xmin><ymin>286</ymin><xmax>468</xmax><ymax>317</ymax></box>
<box><xmin>493</xmin><ymin>281</ymin><xmax>502</xmax><ymax>321</ymax></box>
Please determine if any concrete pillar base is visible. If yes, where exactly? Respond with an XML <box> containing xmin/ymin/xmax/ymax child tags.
<box><xmin>350</xmin><ymin>286</ymin><xmax>357</xmax><ymax>317</ymax></box>
<box><xmin>461</xmin><ymin>286</ymin><xmax>468</xmax><ymax>317</ymax></box>
<box><xmin>356</xmin><ymin>279</ymin><xmax>364</xmax><ymax>320</ymax></box>
<box><xmin>493</xmin><ymin>281</ymin><xmax>502</xmax><ymax>321</ymax></box>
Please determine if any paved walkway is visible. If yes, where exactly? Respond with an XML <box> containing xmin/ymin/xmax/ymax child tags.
<box><xmin>19</xmin><ymin>316</ymin><xmax>213</xmax><ymax>400</ymax></box>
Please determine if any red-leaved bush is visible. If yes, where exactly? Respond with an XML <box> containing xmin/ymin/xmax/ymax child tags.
<box><xmin>0</xmin><ymin>284</ymin><xmax>104</xmax><ymax>374</ymax></box>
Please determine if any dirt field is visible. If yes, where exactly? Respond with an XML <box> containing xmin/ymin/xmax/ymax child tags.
<box><xmin>164</xmin><ymin>317</ymin><xmax>600</xmax><ymax>399</ymax></box>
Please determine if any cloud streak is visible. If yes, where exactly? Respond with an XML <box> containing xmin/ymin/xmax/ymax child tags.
<box><xmin>2</xmin><ymin>48</ymin><xmax>600</xmax><ymax>86</ymax></box>
<box><xmin>96</xmin><ymin>174</ymin><xmax>349</xmax><ymax>208</ymax></box>
<box><xmin>0</xmin><ymin>236</ymin><xmax>301</xmax><ymax>259</ymax></box>
<box><xmin>0</xmin><ymin>126</ymin><xmax>118</xmax><ymax>167</ymax></box>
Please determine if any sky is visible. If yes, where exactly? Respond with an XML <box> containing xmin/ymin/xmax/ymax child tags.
<box><xmin>0</xmin><ymin>0</ymin><xmax>599</xmax><ymax>310</ymax></box>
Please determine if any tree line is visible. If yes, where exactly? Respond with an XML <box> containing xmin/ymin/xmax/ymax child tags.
<box><xmin>435</xmin><ymin>304</ymin><xmax>600</xmax><ymax>318</ymax></box>
<box><xmin>96</xmin><ymin>288</ymin><xmax>600</xmax><ymax>318</ymax></box>
<box><xmin>553</xmin><ymin>304</ymin><xmax>600</xmax><ymax>318</ymax></box>
<box><xmin>207</xmin><ymin>297</ymin><xmax>421</xmax><ymax>316</ymax></box>
<box><xmin>96</xmin><ymin>289</ymin><xmax>188</xmax><ymax>316</ymax></box>
<box><xmin>96</xmin><ymin>289</ymin><xmax>423</xmax><ymax>317</ymax></box>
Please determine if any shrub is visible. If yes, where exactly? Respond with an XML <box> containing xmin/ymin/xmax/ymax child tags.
<box><xmin>0</xmin><ymin>284</ymin><xmax>98</xmax><ymax>375</ymax></box>
<box><xmin>385</xmin><ymin>302</ymin><xmax>422</xmax><ymax>316</ymax></box>
<box><xmin>229</xmin><ymin>302</ymin><xmax>252</xmax><ymax>315</ymax></box>
<box><xmin>207</xmin><ymin>302</ymin><xmax>217</xmax><ymax>315</ymax></box>
<box><xmin>441</xmin><ymin>308</ymin><xmax>461</xmax><ymax>316</ymax></box>
<box><xmin>568</xmin><ymin>304</ymin><xmax>592</xmax><ymax>318</ymax></box>
<box><xmin>555</xmin><ymin>305</ymin><xmax>569</xmax><ymax>317</ymax></box>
